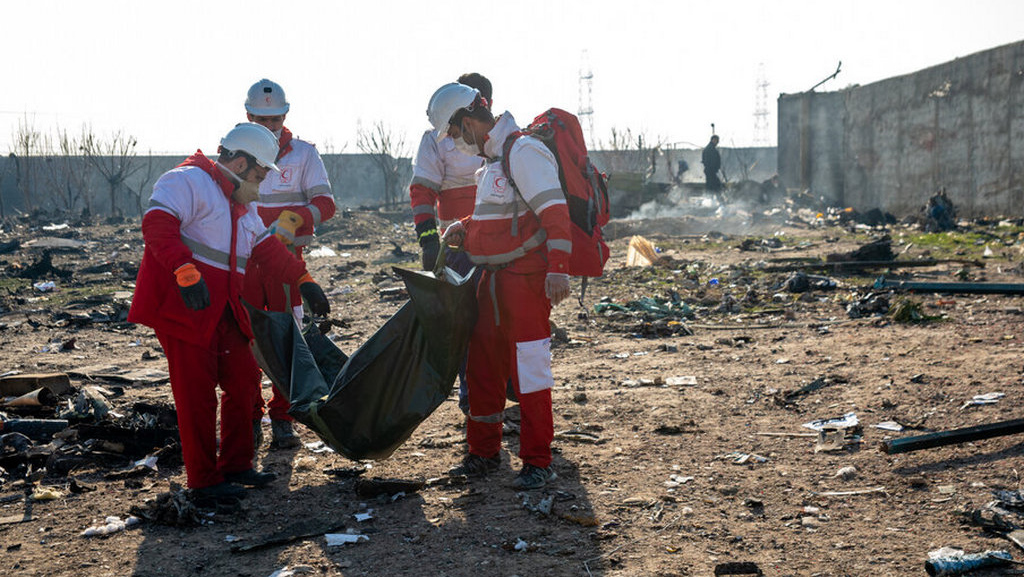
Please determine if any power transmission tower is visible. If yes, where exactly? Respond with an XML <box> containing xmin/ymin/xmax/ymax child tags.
<box><xmin>753</xmin><ymin>63</ymin><xmax>771</xmax><ymax>146</ymax></box>
<box><xmin>578</xmin><ymin>50</ymin><xmax>595</xmax><ymax>145</ymax></box>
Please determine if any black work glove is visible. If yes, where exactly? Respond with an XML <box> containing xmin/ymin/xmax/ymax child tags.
<box><xmin>180</xmin><ymin>280</ymin><xmax>211</xmax><ymax>311</ymax></box>
<box><xmin>421</xmin><ymin>237</ymin><xmax>441</xmax><ymax>271</ymax></box>
<box><xmin>174</xmin><ymin>263</ymin><xmax>210</xmax><ymax>311</ymax></box>
<box><xmin>415</xmin><ymin>219</ymin><xmax>440</xmax><ymax>271</ymax></box>
<box><xmin>299</xmin><ymin>282</ymin><xmax>330</xmax><ymax>317</ymax></box>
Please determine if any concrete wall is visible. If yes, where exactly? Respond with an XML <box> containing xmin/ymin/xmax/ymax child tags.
<box><xmin>779</xmin><ymin>39</ymin><xmax>1024</xmax><ymax>217</ymax></box>
<box><xmin>0</xmin><ymin>153</ymin><xmax>411</xmax><ymax>218</ymax></box>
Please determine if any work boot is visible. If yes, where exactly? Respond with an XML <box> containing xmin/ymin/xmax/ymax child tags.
<box><xmin>224</xmin><ymin>468</ymin><xmax>277</xmax><ymax>487</ymax></box>
<box><xmin>270</xmin><ymin>419</ymin><xmax>301</xmax><ymax>449</ymax></box>
<box><xmin>193</xmin><ymin>481</ymin><xmax>246</xmax><ymax>500</ymax></box>
<box><xmin>512</xmin><ymin>464</ymin><xmax>556</xmax><ymax>490</ymax></box>
<box><xmin>448</xmin><ymin>454</ymin><xmax>500</xmax><ymax>478</ymax></box>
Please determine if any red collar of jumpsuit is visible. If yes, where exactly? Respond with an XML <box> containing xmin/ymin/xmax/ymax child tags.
<box><xmin>276</xmin><ymin>127</ymin><xmax>294</xmax><ymax>161</ymax></box>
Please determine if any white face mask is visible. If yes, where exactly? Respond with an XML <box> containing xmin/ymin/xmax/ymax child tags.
<box><xmin>453</xmin><ymin>136</ymin><xmax>478</xmax><ymax>156</ymax></box>
<box><xmin>272</xmin><ymin>129</ymin><xmax>283</xmax><ymax>139</ymax></box>
<box><xmin>452</xmin><ymin>121</ymin><xmax>478</xmax><ymax>156</ymax></box>
<box><xmin>216</xmin><ymin>161</ymin><xmax>261</xmax><ymax>204</ymax></box>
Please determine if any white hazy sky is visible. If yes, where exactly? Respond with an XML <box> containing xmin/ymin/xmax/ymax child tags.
<box><xmin>3</xmin><ymin>0</ymin><xmax>1023</xmax><ymax>156</ymax></box>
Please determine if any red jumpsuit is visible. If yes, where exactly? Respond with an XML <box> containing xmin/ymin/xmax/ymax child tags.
<box><xmin>129</xmin><ymin>152</ymin><xmax>309</xmax><ymax>489</ymax></box>
<box><xmin>243</xmin><ymin>127</ymin><xmax>335</xmax><ymax>422</ymax></box>
<box><xmin>461</xmin><ymin>112</ymin><xmax>571</xmax><ymax>469</ymax></box>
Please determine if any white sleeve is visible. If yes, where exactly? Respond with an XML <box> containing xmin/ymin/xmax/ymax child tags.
<box><xmin>300</xmin><ymin>145</ymin><xmax>332</xmax><ymax>198</ymax></box>
<box><xmin>508</xmin><ymin>139</ymin><xmax>565</xmax><ymax>214</ymax></box>
<box><xmin>147</xmin><ymin>171</ymin><xmax>194</xmax><ymax>226</ymax></box>
<box><xmin>411</xmin><ymin>131</ymin><xmax>444</xmax><ymax>190</ymax></box>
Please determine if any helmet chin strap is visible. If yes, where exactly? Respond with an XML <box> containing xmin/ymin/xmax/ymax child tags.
<box><xmin>215</xmin><ymin>161</ymin><xmax>243</xmax><ymax>188</ymax></box>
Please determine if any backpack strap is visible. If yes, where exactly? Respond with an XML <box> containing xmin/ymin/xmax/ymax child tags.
<box><xmin>500</xmin><ymin>131</ymin><xmax>532</xmax><ymax>237</ymax></box>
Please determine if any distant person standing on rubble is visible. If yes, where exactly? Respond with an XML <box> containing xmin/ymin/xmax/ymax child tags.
<box><xmin>428</xmin><ymin>82</ymin><xmax>570</xmax><ymax>490</ymax></box>
<box><xmin>127</xmin><ymin>123</ymin><xmax>330</xmax><ymax>500</ymax></box>
<box><xmin>702</xmin><ymin>134</ymin><xmax>724</xmax><ymax>204</ymax></box>
<box><xmin>240</xmin><ymin>79</ymin><xmax>336</xmax><ymax>451</ymax></box>
<box><xmin>410</xmin><ymin>73</ymin><xmax>493</xmax><ymax>415</ymax></box>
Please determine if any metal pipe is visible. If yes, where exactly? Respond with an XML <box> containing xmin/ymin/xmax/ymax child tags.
<box><xmin>880</xmin><ymin>418</ymin><xmax>1024</xmax><ymax>454</ymax></box>
<box><xmin>874</xmin><ymin>276</ymin><xmax>1024</xmax><ymax>295</ymax></box>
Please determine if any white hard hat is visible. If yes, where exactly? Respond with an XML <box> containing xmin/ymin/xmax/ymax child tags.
<box><xmin>220</xmin><ymin>123</ymin><xmax>280</xmax><ymax>171</ymax></box>
<box><xmin>245</xmin><ymin>79</ymin><xmax>290</xmax><ymax>116</ymax></box>
<box><xmin>427</xmin><ymin>83</ymin><xmax>479</xmax><ymax>142</ymax></box>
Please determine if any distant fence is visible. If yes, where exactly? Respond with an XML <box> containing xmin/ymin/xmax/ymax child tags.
<box><xmin>0</xmin><ymin>153</ymin><xmax>412</xmax><ymax>218</ymax></box>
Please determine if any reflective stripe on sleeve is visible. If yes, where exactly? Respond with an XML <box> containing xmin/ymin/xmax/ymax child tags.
<box><xmin>525</xmin><ymin>188</ymin><xmax>566</xmax><ymax>213</ymax></box>
<box><xmin>547</xmin><ymin>238</ymin><xmax>572</xmax><ymax>254</ymax></box>
<box><xmin>258</xmin><ymin>191</ymin><xmax>307</xmax><ymax>204</ymax></box>
<box><xmin>146</xmin><ymin>199</ymin><xmax>180</xmax><ymax>220</ymax></box>
<box><xmin>181</xmin><ymin>235</ymin><xmax>247</xmax><ymax>273</ymax></box>
<box><xmin>305</xmin><ymin>184</ymin><xmax>332</xmax><ymax>199</ymax></box>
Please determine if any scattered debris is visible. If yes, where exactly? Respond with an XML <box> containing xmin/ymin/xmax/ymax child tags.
<box><xmin>626</xmin><ymin>235</ymin><xmax>663</xmax><ymax>267</ymax></box>
<box><xmin>129</xmin><ymin>487</ymin><xmax>201</xmax><ymax>527</ymax></box>
<box><xmin>554</xmin><ymin>429</ymin><xmax>604</xmax><ymax>444</ymax></box>
<box><xmin>834</xmin><ymin>466</ymin><xmax>858</xmax><ymax>480</ymax></box>
<box><xmin>961</xmin><ymin>392</ymin><xmax>1005</xmax><ymax>410</ymax></box>
<box><xmin>324</xmin><ymin>532</ymin><xmax>369</xmax><ymax>546</ymax></box>
<box><xmin>889</xmin><ymin>297</ymin><xmax>944</xmax><ymax>323</ymax></box>
<box><xmin>664</xmin><ymin>376</ymin><xmax>697</xmax><ymax>386</ymax></box>
<box><xmin>306</xmin><ymin>246</ymin><xmax>337</xmax><ymax>258</ymax></box>
<box><xmin>232</xmin><ymin>519</ymin><xmax>349</xmax><ymax>553</ymax></box>
<box><xmin>81</xmin><ymin>515</ymin><xmax>141</xmax><ymax>537</ymax></box>
<box><xmin>812</xmin><ymin>487</ymin><xmax>887</xmax><ymax>497</ymax></box>
<box><xmin>827</xmin><ymin>236</ymin><xmax>895</xmax><ymax>263</ymax></box>
<box><xmin>925</xmin><ymin>548</ymin><xmax>1012</xmax><ymax>576</ymax></box>
<box><xmin>714</xmin><ymin>561</ymin><xmax>763</xmax><ymax>575</ymax></box>
<box><xmin>781</xmin><ymin>375</ymin><xmax>848</xmax><ymax>404</ymax></box>
<box><xmin>0</xmin><ymin>373</ymin><xmax>73</xmax><ymax>397</ymax></box>
<box><xmin>718</xmin><ymin>452</ymin><xmax>769</xmax><ymax>465</ymax></box>
<box><xmin>802</xmin><ymin>412</ymin><xmax>859</xmax><ymax>432</ymax></box>
<box><xmin>353</xmin><ymin>477</ymin><xmax>424</xmax><ymax>498</ymax></box>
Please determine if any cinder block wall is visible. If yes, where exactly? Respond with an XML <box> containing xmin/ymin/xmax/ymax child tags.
<box><xmin>0</xmin><ymin>153</ymin><xmax>411</xmax><ymax>218</ymax></box>
<box><xmin>779</xmin><ymin>39</ymin><xmax>1024</xmax><ymax>217</ymax></box>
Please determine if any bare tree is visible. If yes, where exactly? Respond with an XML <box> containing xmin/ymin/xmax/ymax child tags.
<box><xmin>80</xmin><ymin>127</ymin><xmax>141</xmax><ymax>217</ymax></box>
<box><xmin>356</xmin><ymin>121</ymin><xmax>409</xmax><ymax>207</ymax></box>
<box><xmin>38</xmin><ymin>128</ymin><xmax>92</xmax><ymax>215</ymax></box>
<box><xmin>599</xmin><ymin>126</ymin><xmax>666</xmax><ymax>176</ymax></box>
<box><xmin>0</xmin><ymin>153</ymin><xmax>13</xmax><ymax>218</ymax></box>
<box><xmin>10</xmin><ymin>116</ymin><xmax>45</xmax><ymax>213</ymax></box>
<box><xmin>125</xmin><ymin>149</ymin><xmax>157</xmax><ymax>217</ymax></box>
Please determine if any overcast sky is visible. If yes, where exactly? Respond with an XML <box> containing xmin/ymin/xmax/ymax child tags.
<box><xmin>2</xmin><ymin>0</ymin><xmax>1023</xmax><ymax>156</ymax></box>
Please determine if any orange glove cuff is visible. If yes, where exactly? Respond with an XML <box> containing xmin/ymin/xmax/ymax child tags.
<box><xmin>297</xmin><ymin>272</ymin><xmax>314</xmax><ymax>285</ymax></box>
<box><xmin>174</xmin><ymin>263</ymin><xmax>202</xmax><ymax>287</ymax></box>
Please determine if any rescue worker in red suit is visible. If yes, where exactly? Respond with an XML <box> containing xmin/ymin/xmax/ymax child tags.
<box><xmin>410</xmin><ymin>73</ymin><xmax>492</xmax><ymax>415</ymax></box>
<box><xmin>128</xmin><ymin>123</ymin><xmax>331</xmax><ymax>499</ymax></box>
<box><xmin>240</xmin><ymin>79</ymin><xmax>336</xmax><ymax>449</ymax></box>
<box><xmin>429</xmin><ymin>83</ymin><xmax>572</xmax><ymax>490</ymax></box>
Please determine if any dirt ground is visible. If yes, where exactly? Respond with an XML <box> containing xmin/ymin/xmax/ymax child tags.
<box><xmin>3</xmin><ymin>205</ymin><xmax>1024</xmax><ymax>577</ymax></box>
